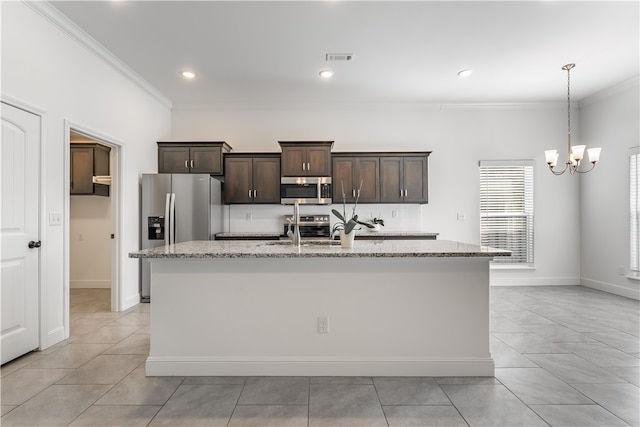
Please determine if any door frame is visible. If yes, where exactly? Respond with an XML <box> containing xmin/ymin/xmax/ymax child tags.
<box><xmin>1</xmin><ymin>95</ymin><xmax>46</xmax><ymax>351</ymax></box>
<box><xmin>64</xmin><ymin>121</ymin><xmax>123</xmax><ymax>314</ymax></box>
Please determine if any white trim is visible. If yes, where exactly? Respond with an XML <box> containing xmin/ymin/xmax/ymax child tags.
<box><xmin>490</xmin><ymin>276</ymin><xmax>581</xmax><ymax>287</ymax></box>
<box><xmin>579</xmin><ymin>76</ymin><xmax>640</xmax><ymax>108</ymax></box>
<box><xmin>70</xmin><ymin>280</ymin><xmax>111</xmax><ymax>289</ymax></box>
<box><xmin>24</xmin><ymin>1</ymin><xmax>172</xmax><ymax>110</ymax></box>
<box><xmin>581</xmin><ymin>278</ymin><xmax>640</xmax><ymax>301</ymax></box>
<box><xmin>146</xmin><ymin>356</ymin><xmax>495</xmax><ymax>377</ymax></box>
<box><xmin>64</xmin><ymin>120</ymin><xmax>125</xmax><ymax>313</ymax></box>
<box><xmin>172</xmin><ymin>101</ymin><xmax>567</xmax><ymax>113</ymax></box>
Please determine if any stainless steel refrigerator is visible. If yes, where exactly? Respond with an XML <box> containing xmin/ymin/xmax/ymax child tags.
<box><xmin>140</xmin><ymin>173</ymin><xmax>223</xmax><ymax>302</ymax></box>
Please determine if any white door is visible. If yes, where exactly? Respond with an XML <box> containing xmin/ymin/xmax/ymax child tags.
<box><xmin>1</xmin><ymin>102</ymin><xmax>41</xmax><ymax>364</ymax></box>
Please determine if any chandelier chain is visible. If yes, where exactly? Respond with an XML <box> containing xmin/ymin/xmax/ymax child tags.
<box><xmin>567</xmin><ymin>65</ymin><xmax>571</xmax><ymax>137</ymax></box>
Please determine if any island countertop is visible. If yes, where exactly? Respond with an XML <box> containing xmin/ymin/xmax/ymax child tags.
<box><xmin>129</xmin><ymin>239</ymin><xmax>509</xmax><ymax>259</ymax></box>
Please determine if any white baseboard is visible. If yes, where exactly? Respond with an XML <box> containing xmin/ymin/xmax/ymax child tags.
<box><xmin>145</xmin><ymin>356</ymin><xmax>495</xmax><ymax>377</ymax></box>
<box><xmin>581</xmin><ymin>278</ymin><xmax>640</xmax><ymax>300</ymax></box>
<box><xmin>121</xmin><ymin>293</ymin><xmax>142</xmax><ymax>311</ymax></box>
<box><xmin>490</xmin><ymin>276</ymin><xmax>581</xmax><ymax>287</ymax></box>
<box><xmin>70</xmin><ymin>280</ymin><xmax>110</xmax><ymax>289</ymax></box>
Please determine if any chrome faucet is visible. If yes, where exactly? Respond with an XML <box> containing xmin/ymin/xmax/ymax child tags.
<box><xmin>287</xmin><ymin>200</ymin><xmax>301</xmax><ymax>246</ymax></box>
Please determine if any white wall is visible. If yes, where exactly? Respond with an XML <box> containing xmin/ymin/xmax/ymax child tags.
<box><xmin>172</xmin><ymin>103</ymin><xmax>583</xmax><ymax>287</ymax></box>
<box><xmin>580</xmin><ymin>78</ymin><xmax>640</xmax><ymax>299</ymax></box>
<box><xmin>70</xmin><ymin>196</ymin><xmax>111</xmax><ymax>289</ymax></box>
<box><xmin>2</xmin><ymin>2</ymin><xmax>171</xmax><ymax>348</ymax></box>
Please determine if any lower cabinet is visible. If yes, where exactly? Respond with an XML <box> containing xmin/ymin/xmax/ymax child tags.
<box><xmin>70</xmin><ymin>143</ymin><xmax>110</xmax><ymax>196</ymax></box>
<box><xmin>224</xmin><ymin>154</ymin><xmax>281</xmax><ymax>204</ymax></box>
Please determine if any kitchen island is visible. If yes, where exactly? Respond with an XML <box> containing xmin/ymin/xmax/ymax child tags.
<box><xmin>130</xmin><ymin>240</ymin><xmax>509</xmax><ymax>377</ymax></box>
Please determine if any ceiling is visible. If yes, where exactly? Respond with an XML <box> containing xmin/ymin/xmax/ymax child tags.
<box><xmin>50</xmin><ymin>1</ymin><xmax>639</xmax><ymax>108</ymax></box>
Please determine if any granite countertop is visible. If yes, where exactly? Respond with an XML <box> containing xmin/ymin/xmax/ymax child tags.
<box><xmin>214</xmin><ymin>231</ymin><xmax>439</xmax><ymax>239</ymax></box>
<box><xmin>129</xmin><ymin>239</ymin><xmax>509</xmax><ymax>259</ymax></box>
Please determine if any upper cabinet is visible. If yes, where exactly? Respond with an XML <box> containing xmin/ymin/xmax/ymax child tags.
<box><xmin>70</xmin><ymin>143</ymin><xmax>110</xmax><ymax>196</ymax></box>
<box><xmin>157</xmin><ymin>141</ymin><xmax>232</xmax><ymax>174</ymax></box>
<box><xmin>278</xmin><ymin>141</ymin><xmax>333</xmax><ymax>177</ymax></box>
<box><xmin>224</xmin><ymin>154</ymin><xmax>281</xmax><ymax>204</ymax></box>
<box><xmin>332</xmin><ymin>155</ymin><xmax>380</xmax><ymax>203</ymax></box>
<box><xmin>379</xmin><ymin>153</ymin><xmax>430</xmax><ymax>203</ymax></box>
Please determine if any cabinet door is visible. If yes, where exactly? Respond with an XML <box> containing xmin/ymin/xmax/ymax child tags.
<box><xmin>380</xmin><ymin>157</ymin><xmax>404</xmax><ymax>203</ymax></box>
<box><xmin>252</xmin><ymin>157</ymin><xmax>281</xmax><ymax>204</ymax></box>
<box><xmin>355</xmin><ymin>157</ymin><xmax>380</xmax><ymax>203</ymax></box>
<box><xmin>306</xmin><ymin>146</ymin><xmax>331</xmax><ymax>176</ymax></box>
<box><xmin>403</xmin><ymin>157</ymin><xmax>428</xmax><ymax>203</ymax></box>
<box><xmin>158</xmin><ymin>146</ymin><xmax>190</xmax><ymax>173</ymax></box>
<box><xmin>280</xmin><ymin>146</ymin><xmax>306</xmax><ymax>176</ymax></box>
<box><xmin>70</xmin><ymin>147</ymin><xmax>94</xmax><ymax>194</ymax></box>
<box><xmin>190</xmin><ymin>146</ymin><xmax>223</xmax><ymax>174</ymax></box>
<box><xmin>333</xmin><ymin>157</ymin><xmax>356</xmax><ymax>203</ymax></box>
<box><xmin>224</xmin><ymin>158</ymin><xmax>253</xmax><ymax>203</ymax></box>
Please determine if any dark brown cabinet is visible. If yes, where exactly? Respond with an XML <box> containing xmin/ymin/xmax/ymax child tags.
<box><xmin>157</xmin><ymin>141</ymin><xmax>231</xmax><ymax>174</ymax></box>
<box><xmin>279</xmin><ymin>141</ymin><xmax>333</xmax><ymax>177</ymax></box>
<box><xmin>380</xmin><ymin>154</ymin><xmax>429</xmax><ymax>203</ymax></box>
<box><xmin>332</xmin><ymin>155</ymin><xmax>380</xmax><ymax>203</ymax></box>
<box><xmin>70</xmin><ymin>143</ymin><xmax>110</xmax><ymax>196</ymax></box>
<box><xmin>224</xmin><ymin>154</ymin><xmax>281</xmax><ymax>204</ymax></box>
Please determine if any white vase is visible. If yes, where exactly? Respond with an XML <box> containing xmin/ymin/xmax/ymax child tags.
<box><xmin>340</xmin><ymin>230</ymin><xmax>356</xmax><ymax>249</ymax></box>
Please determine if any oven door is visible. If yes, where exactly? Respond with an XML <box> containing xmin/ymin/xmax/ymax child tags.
<box><xmin>280</xmin><ymin>177</ymin><xmax>332</xmax><ymax>205</ymax></box>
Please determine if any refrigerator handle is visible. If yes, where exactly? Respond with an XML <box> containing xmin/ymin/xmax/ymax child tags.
<box><xmin>169</xmin><ymin>193</ymin><xmax>176</xmax><ymax>244</ymax></box>
<box><xmin>164</xmin><ymin>193</ymin><xmax>171</xmax><ymax>246</ymax></box>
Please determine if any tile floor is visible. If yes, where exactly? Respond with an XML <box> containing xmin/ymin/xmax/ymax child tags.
<box><xmin>1</xmin><ymin>286</ymin><xmax>639</xmax><ymax>427</ymax></box>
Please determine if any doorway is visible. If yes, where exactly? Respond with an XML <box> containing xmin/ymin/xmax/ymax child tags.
<box><xmin>65</xmin><ymin>124</ymin><xmax>122</xmax><ymax>323</ymax></box>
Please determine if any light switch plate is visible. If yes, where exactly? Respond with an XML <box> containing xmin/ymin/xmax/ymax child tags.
<box><xmin>49</xmin><ymin>212</ymin><xmax>62</xmax><ymax>226</ymax></box>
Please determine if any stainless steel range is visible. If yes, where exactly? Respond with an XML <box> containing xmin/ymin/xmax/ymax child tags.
<box><xmin>282</xmin><ymin>214</ymin><xmax>331</xmax><ymax>239</ymax></box>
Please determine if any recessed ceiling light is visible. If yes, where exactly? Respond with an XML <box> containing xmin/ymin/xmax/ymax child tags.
<box><xmin>457</xmin><ymin>69</ymin><xmax>473</xmax><ymax>78</ymax></box>
<box><xmin>181</xmin><ymin>70</ymin><xmax>196</xmax><ymax>79</ymax></box>
<box><xmin>319</xmin><ymin>69</ymin><xmax>334</xmax><ymax>79</ymax></box>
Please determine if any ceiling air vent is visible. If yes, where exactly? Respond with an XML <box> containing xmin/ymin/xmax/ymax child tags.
<box><xmin>326</xmin><ymin>53</ymin><xmax>353</xmax><ymax>62</ymax></box>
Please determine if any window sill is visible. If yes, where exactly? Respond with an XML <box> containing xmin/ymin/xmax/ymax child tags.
<box><xmin>627</xmin><ymin>273</ymin><xmax>640</xmax><ymax>281</ymax></box>
<box><xmin>490</xmin><ymin>263</ymin><xmax>536</xmax><ymax>271</ymax></box>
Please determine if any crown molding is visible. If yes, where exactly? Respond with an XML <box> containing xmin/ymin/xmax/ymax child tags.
<box><xmin>24</xmin><ymin>1</ymin><xmax>172</xmax><ymax>110</ymax></box>
<box><xmin>172</xmin><ymin>101</ymin><xmax>567</xmax><ymax>113</ymax></box>
<box><xmin>579</xmin><ymin>75</ymin><xmax>640</xmax><ymax>108</ymax></box>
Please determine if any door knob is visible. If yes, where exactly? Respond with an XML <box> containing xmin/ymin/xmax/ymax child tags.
<box><xmin>28</xmin><ymin>240</ymin><xmax>41</xmax><ymax>249</ymax></box>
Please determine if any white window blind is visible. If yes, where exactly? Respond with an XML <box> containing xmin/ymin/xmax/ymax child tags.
<box><xmin>631</xmin><ymin>153</ymin><xmax>639</xmax><ymax>272</ymax></box>
<box><xmin>480</xmin><ymin>160</ymin><xmax>534</xmax><ymax>264</ymax></box>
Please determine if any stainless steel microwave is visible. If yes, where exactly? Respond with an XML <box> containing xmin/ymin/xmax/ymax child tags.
<box><xmin>280</xmin><ymin>176</ymin><xmax>332</xmax><ymax>205</ymax></box>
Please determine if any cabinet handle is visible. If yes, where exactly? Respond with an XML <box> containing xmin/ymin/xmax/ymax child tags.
<box><xmin>185</xmin><ymin>160</ymin><xmax>189</xmax><ymax>169</ymax></box>
<box><xmin>248</xmin><ymin>189</ymin><xmax>252</xmax><ymax>198</ymax></box>
<box><xmin>302</xmin><ymin>162</ymin><xmax>306</xmax><ymax>171</ymax></box>
<box><xmin>405</xmin><ymin>189</ymin><xmax>408</xmax><ymax>197</ymax></box>
<box><xmin>352</xmin><ymin>189</ymin><xmax>356</xmax><ymax>197</ymax></box>
<box><xmin>307</xmin><ymin>162</ymin><xmax>310</xmax><ymax>171</ymax></box>
<box><xmin>190</xmin><ymin>160</ymin><xmax>194</xmax><ymax>168</ymax></box>
<box><xmin>357</xmin><ymin>189</ymin><xmax>361</xmax><ymax>197</ymax></box>
<box><xmin>253</xmin><ymin>190</ymin><xmax>257</xmax><ymax>198</ymax></box>
<box><xmin>400</xmin><ymin>189</ymin><xmax>403</xmax><ymax>198</ymax></box>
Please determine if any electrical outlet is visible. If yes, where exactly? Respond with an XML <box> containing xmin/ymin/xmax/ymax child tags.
<box><xmin>246</xmin><ymin>213</ymin><xmax>252</xmax><ymax>222</ymax></box>
<box><xmin>392</xmin><ymin>210</ymin><xmax>399</xmax><ymax>219</ymax></box>
<box><xmin>618</xmin><ymin>266</ymin><xmax>626</xmax><ymax>275</ymax></box>
<box><xmin>457</xmin><ymin>212</ymin><xmax>466</xmax><ymax>221</ymax></box>
<box><xmin>317</xmin><ymin>316</ymin><xmax>329</xmax><ymax>334</ymax></box>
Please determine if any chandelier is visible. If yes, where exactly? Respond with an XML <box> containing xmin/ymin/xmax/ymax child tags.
<box><xmin>544</xmin><ymin>63</ymin><xmax>601</xmax><ymax>175</ymax></box>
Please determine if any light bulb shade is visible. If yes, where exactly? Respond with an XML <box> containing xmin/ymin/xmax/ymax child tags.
<box><xmin>545</xmin><ymin>150</ymin><xmax>558</xmax><ymax>165</ymax></box>
<box><xmin>571</xmin><ymin>145</ymin><xmax>586</xmax><ymax>161</ymax></box>
<box><xmin>587</xmin><ymin>147</ymin><xmax>601</xmax><ymax>163</ymax></box>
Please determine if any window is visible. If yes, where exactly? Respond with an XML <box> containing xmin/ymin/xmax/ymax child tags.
<box><xmin>631</xmin><ymin>152</ymin><xmax>639</xmax><ymax>274</ymax></box>
<box><xmin>480</xmin><ymin>160</ymin><xmax>534</xmax><ymax>265</ymax></box>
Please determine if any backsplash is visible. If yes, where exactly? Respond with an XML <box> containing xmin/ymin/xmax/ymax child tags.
<box><xmin>222</xmin><ymin>204</ymin><xmax>423</xmax><ymax>234</ymax></box>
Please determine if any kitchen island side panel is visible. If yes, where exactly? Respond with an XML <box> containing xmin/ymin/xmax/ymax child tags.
<box><xmin>146</xmin><ymin>257</ymin><xmax>493</xmax><ymax>376</ymax></box>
